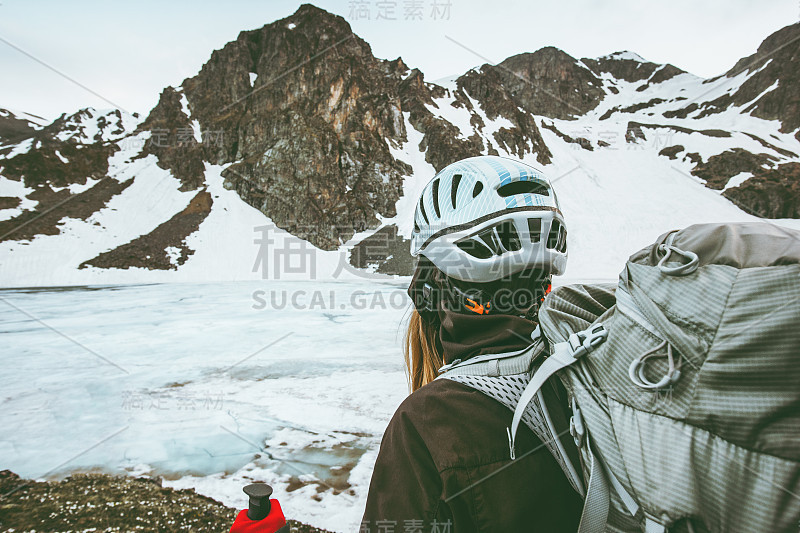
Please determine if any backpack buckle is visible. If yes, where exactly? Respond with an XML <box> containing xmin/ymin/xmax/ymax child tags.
<box><xmin>568</xmin><ymin>324</ymin><xmax>608</xmax><ymax>359</ymax></box>
<box><xmin>569</xmin><ymin>397</ymin><xmax>585</xmax><ymax>448</ymax></box>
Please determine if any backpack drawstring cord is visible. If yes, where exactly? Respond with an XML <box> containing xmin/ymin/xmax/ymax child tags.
<box><xmin>628</xmin><ymin>339</ymin><xmax>682</xmax><ymax>390</ymax></box>
<box><xmin>656</xmin><ymin>232</ymin><xmax>699</xmax><ymax>276</ymax></box>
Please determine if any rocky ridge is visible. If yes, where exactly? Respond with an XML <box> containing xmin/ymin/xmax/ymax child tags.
<box><xmin>1</xmin><ymin>6</ymin><xmax>799</xmax><ymax>280</ymax></box>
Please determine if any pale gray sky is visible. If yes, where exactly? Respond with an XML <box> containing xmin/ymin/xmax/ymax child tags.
<box><xmin>0</xmin><ymin>0</ymin><xmax>796</xmax><ymax>121</ymax></box>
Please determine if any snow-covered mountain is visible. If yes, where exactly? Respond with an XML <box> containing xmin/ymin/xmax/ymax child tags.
<box><xmin>1</xmin><ymin>5</ymin><xmax>798</xmax><ymax>287</ymax></box>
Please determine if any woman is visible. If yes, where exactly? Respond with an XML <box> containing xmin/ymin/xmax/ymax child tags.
<box><xmin>360</xmin><ymin>156</ymin><xmax>583</xmax><ymax>532</ymax></box>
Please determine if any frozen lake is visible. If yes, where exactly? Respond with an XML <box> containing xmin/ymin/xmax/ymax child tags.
<box><xmin>0</xmin><ymin>280</ymin><xmax>413</xmax><ymax>532</ymax></box>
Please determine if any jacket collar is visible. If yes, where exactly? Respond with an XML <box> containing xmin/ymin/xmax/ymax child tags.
<box><xmin>437</xmin><ymin>304</ymin><xmax>537</xmax><ymax>366</ymax></box>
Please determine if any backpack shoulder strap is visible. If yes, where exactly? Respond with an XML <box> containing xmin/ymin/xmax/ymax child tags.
<box><xmin>436</xmin><ymin>326</ymin><xmax>543</xmax><ymax>377</ymax></box>
<box><xmin>507</xmin><ymin>323</ymin><xmax>609</xmax><ymax>458</ymax></box>
<box><xmin>437</xmin><ymin>331</ymin><xmax>586</xmax><ymax>496</ymax></box>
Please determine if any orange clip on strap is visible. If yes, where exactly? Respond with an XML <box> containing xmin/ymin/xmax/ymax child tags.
<box><xmin>465</xmin><ymin>298</ymin><xmax>491</xmax><ymax>315</ymax></box>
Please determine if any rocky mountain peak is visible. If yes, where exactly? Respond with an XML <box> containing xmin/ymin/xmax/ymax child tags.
<box><xmin>582</xmin><ymin>51</ymin><xmax>685</xmax><ymax>85</ymax></box>
<box><xmin>2</xmin><ymin>5</ymin><xmax>798</xmax><ymax>283</ymax></box>
<box><xmin>43</xmin><ymin>108</ymin><xmax>134</xmax><ymax>145</ymax></box>
<box><xmin>675</xmin><ymin>22</ymin><xmax>800</xmax><ymax>137</ymax></box>
<box><xmin>458</xmin><ymin>46</ymin><xmax>606</xmax><ymax>120</ymax></box>
<box><xmin>727</xmin><ymin>21</ymin><xmax>800</xmax><ymax>77</ymax></box>
<box><xmin>139</xmin><ymin>3</ymin><xmax>412</xmax><ymax>249</ymax></box>
<box><xmin>0</xmin><ymin>107</ymin><xmax>136</xmax><ymax>190</ymax></box>
<box><xmin>602</xmin><ymin>50</ymin><xmax>648</xmax><ymax>62</ymax></box>
<box><xmin>0</xmin><ymin>108</ymin><xmax>46</xmax><ymax>145</ymax></box>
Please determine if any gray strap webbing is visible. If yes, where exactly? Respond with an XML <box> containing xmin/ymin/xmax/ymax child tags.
<box><xmin>578</xmin><ymin>437</ymin><xmax>611</xmax><ymax>533</ymax></box>
<box><xmin>437</xmin><ymin>342</ymin><xmax>540</xmax><ymax>379</ymax></box>
<box><xmin>594</xmin><ymin>434</ymin><xmax>640</xmax><ymax>517</ymax></box>
<box><xmin>508</xmin><ymin>324</ymin><xmax>609</xmax><ymax>459</ymax></box>
<box><xmin>644</xmin><ymin>517</ymin><xmax>667</xmax><ymax>533</ymax></box>
<box><xmin>508</xmin><ymin>347</ymin><xmax>577</xmax><ymax>459</ymax></box>
<box><xmin>578</xmin><ymin>435</ymin><xmax>647</xmax><ymax>533</ymax></box>
<box><xmin>537</xmin><ymin>388</ymin><xmax>585</xmax><ymax>496</ymax></box>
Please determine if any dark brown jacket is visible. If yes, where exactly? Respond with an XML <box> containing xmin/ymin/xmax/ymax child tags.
<box><xmin>360</xmin><ymin>377</ymin><xmax>582</xmax><ymax>532</ymax></box>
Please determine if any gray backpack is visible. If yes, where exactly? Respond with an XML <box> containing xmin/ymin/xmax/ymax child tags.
<box><xmin>438</xmin><ymin>222</ymin><xmax>800</xmax><ymax>533</ymax></box>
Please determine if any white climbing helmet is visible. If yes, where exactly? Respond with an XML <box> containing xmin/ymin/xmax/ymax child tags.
<box><xmin>410</xmin><ymin>155</ymin><xmax>567</xmax><ymax>282</ymax></box>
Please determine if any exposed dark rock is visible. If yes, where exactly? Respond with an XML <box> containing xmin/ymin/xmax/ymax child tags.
<box><xmin>413</xmin><ymin>116</ymin><xmax>485</xmax><ymax>172</ymax></box>
<box><xmin>0</xmin><ymin>139</ymin><xmax>115</xmax><ymax>189</ymax></box>
<box><xmin>625</xmin><ymin>122</ymin><xmax>646</xmax><ymax>143</ymax></box>
<box><xmin>136</xmin><ymin>87</ymin><xmax>207</xmax><ymax>191</ymax></box>
<box><xmin>0</xmin><ymin>469</ymin><xmax>331</xmax><ymax>533</ymax></box>
<box><xmin>669</xmin><ymin>23</ymin><xmax>800</xmax><ymax>133</ymax></box>
<box><xmin>600</xmin><ymin>98</ymin><xmax>667</xmax><ymax>120</ymax></box>
<box><xmin>582</xmin><ymin>52</ymin><xmax>664</xmax><ymax>83</ymax></box>
<box><xmin>3</xmin><ymin>4</ymin><xmax>800</xmax><ymax>264</ymax></box>
<box><xmin>690</xmin><ymin>148</ymin><xmax>778</xmax><ymax>190</ymax></box>
<box><xmin>81</xmin><ymin>190</ymin><xmax>213</xmax><ymax>270</ymax></box>
<box><xmin>0</xmin><ymin>109</ymin><xmax>128</xmax><ymax>191</ymax></box>
<box><xmin>455</xmin><ymin>65</ymin><xmax>554</xmax><ymax>164</ymax></box>
<box><xmin>659</xmin><ymin>145</ymin><xmax>685</xmax><ymax>160</ymax></box>
<box><xmin>743</xmin><ymin>132</ymin><xmax>798</xmax><ymax>158</ymax></box>
<box><xmin>627</xmin><ymin>121</ymin><xmax>731</xmax><ymax>139</ymax></box>
<box><xmin>663</xmin><ymin>103</ymin><xmax>699</xmax><ymax>119</ymax></box>
<box><xmin>0</xmin><ymin>109</ymin><xmax>43</xmax><ymax>145</ymax></box>
<box><xmin>400</xmin><ymin>71</ymin><xmax>485</xmax><ymax>172</ymax></box>
<box><xmin>724</xmin><ymin>162</ymin><xmax>800</xmax><ymax>218</ymax></box>
<box><xmin>650</xmin><ymin>64</ymin><xmax>685</xmax><ymax>84</ymax></box>
<box><xmin>633</xmin><ymin>64</ymin><xmax>687</xmax><ymax>93</ymax></box>
<box><xmin>39</xmin><ymin>109</ymin><xmax>129</xmax><ymax>144</ymax></box>
<box><xmin>145</xmin><ymin>4</ymin><xmax>415</xmax><ymax>250</ymax></box>
<box><xmin>0</xmin><ymin>196</ymin><xmax>21</xmax><ymax>209</ymax></box>
<box><xmin>0</xmin><ymin>177</ymin><xmax>133</xmax><ymax>243</ymax></box>
<box><xmin>540</xmin><ymin>121</ymin><xmax>593</xmax><ymax>150</ymax></box>
<box><xmin>468</xmin><ymin>47</ymin><xmax>605</xmax><ymax>119</ymax></box>
<box><xmin>684</xmin><ymin>152</ymin><xmax>702</xmax><ymax>165</ymax></box>
<box><xmin>688</xmin><ymin>148</ymin><xmax>800</xmax><ymax>217</ymax></box>
<box><xmin>348</xmin><ymin>224</ymin><xmax>413</xmax><ymax>275</ymax></box>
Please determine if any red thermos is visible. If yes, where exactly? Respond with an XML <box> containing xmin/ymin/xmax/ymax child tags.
<box><xmin>229</xmin><ymin>483</ymin><xmax>291</xmax><ymax>533</ymax></box>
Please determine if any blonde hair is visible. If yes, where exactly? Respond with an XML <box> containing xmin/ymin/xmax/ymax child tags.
<box><xmin>403</xmin><ymin>309</ymin><xmax>443</xmax><ymax>392</ymax></box>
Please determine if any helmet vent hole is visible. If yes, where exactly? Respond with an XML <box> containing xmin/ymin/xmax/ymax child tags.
<box><xmin>527</xmin><ymin>218</ymin><xmax>542</xmax><ymax>243</ymax></box>
<box><xmin>478</xmin><ymin>232</ymin><xmax>502</xmax><ymax>255</ymax></box>
<box><xmin>547</xmin><ymin>220</ymin><xmax>561</xmax><ymax>249</ymax></box>
<box><xmin>432</xmin><ymin>178</ymin><xmax>441</xmax><ymax>218</ymax></box>
<box><xmin>419</xmin><ymin>197</ymin><xmax>429</xmax><ymax>225</ymax></box>
<box><xmin>496</xmin><ymin>220</ymin><xmax>521</xmax><ymax>252</ymax></box>
<box><xmin>472</xmin><ymin>181</ymin><xmax>483</xmax><ymax>198</ymax></box>
<box><xmin>456</xmin><ymin>221</ymin><xmax>521</xmax><ymax>260</ymax></box>
<box><xmin>546</xmin><ymin>220</ymin><xmax>567</xmax><ymax>251</ymax></box>
<box><xmin>456</xmin><ymin>239</ymin><xmax>493</xmax><ymax>259</ymax></box>
<box><xmin>451</xmin><ymin>174</ymin><xmax>462</xmax><ymax>208</ymax></box>
<box><xmin>497</xmin><ymin>181</ymin><xmax>550</xmax><ymax>198</ymax></box>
